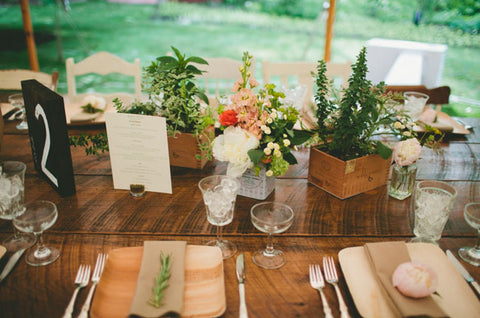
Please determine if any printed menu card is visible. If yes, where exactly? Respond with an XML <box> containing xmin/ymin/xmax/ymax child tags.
<box><xmin>105</xmin><ymin>112</ymin><xmax>172</xmax><ymax>194</ymax></box>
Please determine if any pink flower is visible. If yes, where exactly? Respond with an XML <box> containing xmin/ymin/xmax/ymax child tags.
<box><xmin>231</xmin><ymin>88</ymin><xmax>257</xmax><ymax>108</ymax></box>
<box><xmin>231</xmin><ymin>78</ymin><xmax>244</xmax><ymax>93</ymax></box>
<box><xmin>393</xmin><ymin>138</ymin><xmax>422</xmax><ymax>166</ymax></box>
<box><xmin>249</xmin><ymin>77</ymin><xmax>259</xmax><ymax>88</ymax></box>
<box><xmin>392</xmin><ymin>261</ymin><xmax>438</xmax><ymax>298</ymax></box>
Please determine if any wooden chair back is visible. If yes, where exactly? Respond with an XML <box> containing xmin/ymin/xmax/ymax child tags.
<box><xmin>386</xmin><ymin>85</ymin><xmax>451</xmax><ymax>111</ymax></box>
<box><xmin>66</xmin><ymin>51</ymin><xmax>141</xmax><ymax>103</ymax></box>
<box><xmin>0</xmin><ymin>69</ymin><xmax>59</xmax><ymax>91</ymax></box>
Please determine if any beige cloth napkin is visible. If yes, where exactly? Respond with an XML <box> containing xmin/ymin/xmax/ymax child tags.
<box><xmin>129</xmin><ymin>241</ymin><xmax>187</xmax><ymax>318</ymax></box>
<box><xmin>364</xmin><ymin>242</ymin><xmax>448</xmax><ymax>318</ymax></box>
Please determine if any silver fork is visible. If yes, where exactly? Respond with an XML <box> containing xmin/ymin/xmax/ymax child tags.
<box><xmin>78</xmin><ymin>253</ymin><xmax>107</xmax><ymax>318</ymax></box>
<box><xmin>62</xmin><ymin>264</ymin><xmax>91</xmax><ymax>318</ymax></box>
<box><xmin>309</xmin><ymin>264</ymin><xmax>333</xmax><ymax>318</ymax></box>
<box><xmin>323</xmin><ymin>256</ymin><xmax>351</xmax><ymax>318</ymax></box>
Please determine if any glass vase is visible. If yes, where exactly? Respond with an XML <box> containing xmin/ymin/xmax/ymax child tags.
<box><xmin>388</xmin><ymin>164</ymin><xmax>417</xmax><ymax>200</ymax></box>
<box><xmin>238</xmin><ymin>166</ymin><xmax>275</xmax><ymax>200</ymax></box>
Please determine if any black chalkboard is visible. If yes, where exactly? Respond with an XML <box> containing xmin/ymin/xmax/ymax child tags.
<box><xmin>21</xmin><ymin>80</ymin><xmax>76</xmax><ymax>197</ymax></box>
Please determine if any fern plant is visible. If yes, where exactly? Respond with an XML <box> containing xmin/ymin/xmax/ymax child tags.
<box><xmin>311</xmin><ymin>47</ymin><xmax>406</xmax><ymax>161</ymax></box>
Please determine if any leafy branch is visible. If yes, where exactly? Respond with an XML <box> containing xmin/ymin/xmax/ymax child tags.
<box><xmin>148</xmin><ymin>252</ymin><xmax>172</xmax><ymax>308</ymax></box>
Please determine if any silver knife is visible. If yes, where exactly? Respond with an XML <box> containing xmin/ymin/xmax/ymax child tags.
<box><xmin>446</xmin><ymin>250</ymin><xmax>480</xmax><ymax>296</ymax></box>
<box><xmin>236</xmin><ymin>253</ymin><xmax>248</xmax><ymax>318</ymax></box>
<box><xmin>0</xmin><ymin>249</ymin><xmax>26</xmax><ymax>283</ymax></box>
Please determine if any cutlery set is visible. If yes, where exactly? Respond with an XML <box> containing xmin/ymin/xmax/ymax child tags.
<box><xmin>446</xmin><ymin>249</ymin><xmax>480</xmax><ymax>296</ymax></box>
<box><xmin>63</xmin><ymin>253</ymin><xmax>107</xmax><ymax>318</ymax></box>
<box><xmin>0</xmin><ymin>248</ymin><xmax>26</xmax><ymax>283</ymax></box>
<box><xmin>310</xmin><ymin>257</ymin><xmax>351</xmax><ymax>318</ymax></box>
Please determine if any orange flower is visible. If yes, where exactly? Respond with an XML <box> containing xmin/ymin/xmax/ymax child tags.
<box><xmin>219</xmin><ymin>109</ymin><xmax>238</xmax><ymax>126</ymax></box>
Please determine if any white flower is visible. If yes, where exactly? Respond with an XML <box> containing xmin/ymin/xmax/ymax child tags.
<box><xmin>283</xmin><ymin>134</ymin><xmax>287</xmax><ymax>138</ymax></box>
<box><xmin>212</xmin><ymin>126</ymin><xmax>260</xmax><ymax>178</ymax></box>
<box><xmin>270</xmin><ymin>111</ymin><xmax>277</xmax><ymax>119</ymax></box>
<box><xmin>283</xmin><ymin>114</ymin><xmax>287</xmax><ymax>120</ymax></box>
<box><xmin>82</xmin><ymin>95</ymin><xmax>106</xmax><ymax>110</ymax></box>
<box><xmin>283</xmin><ymin>139</ymin><xmax>291</xmax><ymax>147</ymax></box>
<box><xmin>393</xmin><ymin>138</ymin><xmax>422</xmax><ymax>166</ymax></box>
<box><xmin>273</xmin><ymin>149</ymin><xmax>281</xmax><ymax>157</ymax></box>
<box><xmin>267</xmin><ymin>142</ymin><xmax>274</xmax><ymax>149</ymax></box>
<box><xmin>264</xmin><ymin>148</ymin><xmax>272</xmax><ymax>155</ymax></box>
<box><xmin>261</xmin><ymin>125</ymin><xmax>268</xmax><ymax>131</ymax></box>
<box><xmin>273</xmin><ymin>143</ymin><xmax>280</xmax><ymax>150</ymax></box>
<box><xmin>394</xmin><ymin>121</ymin><xmax>404</xmax><ymax>129</ymax></box>
<box><xmin>266</xmin><ymin>170</ymin><xmax>274</xmax><ymax>177</ymax></box>
<box><xmin>403</xmin><ymin>131</ymin><xmax>412</xmax><ymax>137</ymax></box>
<box><xmin>266</xmin><ymin>117</ymin><xmax>273</xmax><ymax>124</ymax></box>
<box><xmin>264</xmin><ymin>127</ymin><xmax>271</xmax><ymax>135</ymax></box>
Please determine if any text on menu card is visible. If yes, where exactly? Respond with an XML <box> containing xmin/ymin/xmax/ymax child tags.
<box><xmin>105</xmin><ymin>112</ymin><xmax>172</xmax><ymax>194</ymax></box>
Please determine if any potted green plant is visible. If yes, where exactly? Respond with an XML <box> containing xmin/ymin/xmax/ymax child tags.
<box><xmin>307</xmin><ymin>47</ymin><xmax>408</xmax><ymax>199</ymax></box>
<box><xmin>70</xmin><ymin>47</ymin><xmax>215</xmax><ymax>169</ymax></box>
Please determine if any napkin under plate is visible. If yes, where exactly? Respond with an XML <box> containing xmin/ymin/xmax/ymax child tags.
<box><xmin>339</xmin><ymin>242</ymin><xmax>480</xmax><ymax>318</ymax></box>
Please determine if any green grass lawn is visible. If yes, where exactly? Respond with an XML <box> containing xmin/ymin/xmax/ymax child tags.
<box><xmin>1</xmin><ymin>1</ymin><xmax>479</xmax><ymax>117</ymax></box>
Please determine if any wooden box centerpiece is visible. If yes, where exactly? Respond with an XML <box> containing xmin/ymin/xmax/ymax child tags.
<box><xmin>308</xmin><ymin>149</ymin><xmax>391</xmax><ymax>199</ymax></box>
<box><xmin>306</xmin><ymin>47</ymin><xmax>404</xmax><ymax>199</ymax></box>
<box><xmin>70</xmin><ymin>47</ymin><xmax>214</xmax><ymax>170</ymax></box>
<box><xmin>168</xmin><ymin>125</ymin><xmax>213</xmax><ymax>169</ymax></box>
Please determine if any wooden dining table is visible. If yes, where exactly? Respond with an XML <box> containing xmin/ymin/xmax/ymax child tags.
<box><xmin>0</xmin><ymin>116</ymin><xmax>479</xmax><ymax>318</ymax></box>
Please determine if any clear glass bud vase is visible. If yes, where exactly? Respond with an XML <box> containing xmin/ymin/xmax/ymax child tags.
<box><xmin>388</xmin><ymin>164</ymin><xmax>417</xmax><ymax>200</ymax></box>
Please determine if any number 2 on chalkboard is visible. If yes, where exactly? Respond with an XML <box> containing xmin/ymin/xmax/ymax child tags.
<box><xmin>35</xmin><ymin>104</ymin><xmax>58</xmax><ymax>187</ymax></box>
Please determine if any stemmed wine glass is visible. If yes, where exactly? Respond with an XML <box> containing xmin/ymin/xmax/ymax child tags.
<box><xmin>458</xmin><ymin>202</ymin><xmax>480</xmax><ymax>266</ymax></box>
<box><xmin>8</xmin><ymin>93</ymin><xmax>28</xmax><ymax>130</ymax></box>
<box><xmin>0</xmin><ymin>161</ymin><xmax>36</xmax><ymax>252</ymax></box>
<box><xmin>198</xmin><ymin>175</ymin><xmax>240</xmax><ymax>259</ymax></box>
<box><xmin>250</xmin><ymin>201</ymin><xmax>294</xmax><ymax>269</ymax></box>
<box><xmin>13</xmin><ymin>200</ymin><xmax>60</xmax><ymax>266</ymax></box>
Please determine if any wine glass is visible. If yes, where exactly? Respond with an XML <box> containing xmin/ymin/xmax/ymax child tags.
<box><xmin>8</xmin><ymin>93</ymin><xmax>28</xmax><ymax>130</ymax></box>
<box><xmin>458</xmin><ymin>202</ymin><xmax>480</xmax><ymax>266</ymax></box>
<box><xmin>250</xmin><ymin>201</ymin><xmax>294</xmax><ymax>269</ymax></box>
<box><xmin>198</xmin><ymin>175</ymin><xmax>240</xmax><ymax>259</ymax></box>
<box><xmin>0</xmin><ymin>161</ymin><xmax>36</xmax><ymax>252</ymax></box>
<box><xmin>13</xmin><ymin>200</ymin><xmax>60</xmax><ymax>266</ymax></box>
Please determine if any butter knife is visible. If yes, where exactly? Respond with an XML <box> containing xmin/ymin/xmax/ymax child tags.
<box><xmin>0</xmin><ymin>249</ymin><xmax>26</xmax><ymax>283</ymax></box>
<box><xmin>236</xmin><ymin>253</ymin><xmax>248</xmax><ymax>318</ymax></box>
<box><xmin>446</xmin><ymin>250</ymin><xmax>480</xmax><ymax>296</ymax></box>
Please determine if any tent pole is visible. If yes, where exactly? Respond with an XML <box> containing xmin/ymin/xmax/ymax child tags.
<box><xmin>20</xmin><ymin>0</ymin><xmax>39</xmax><ymax>71</ymax></box>
<box><xmin>324</xmin><ymin>0</ymin><xmax>336</xmax><ymax>62</ymax></box>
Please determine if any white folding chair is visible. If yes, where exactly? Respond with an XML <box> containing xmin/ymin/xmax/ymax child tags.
<box><xmin>262</xmin><ymin>60</ymin><xmax>351</xmax><ymax>129</ymax></box>
<box><xmin>65</xmin><ymin>51</ymin><xmax>141</xmax><ymax>104</ymax></box>
<box><xmin>196</xmin><ymin>57</ymin><xmax>256</xmax><ymax>100</ymax></box>
<box><xmin>0</xmin><ymin>69</ymin><xmax>59</xmax><ymax>91</ymax></box>
<box><xmin>262</xmin><ymin>60</ymin><xmax>351</xmax><ymax>108</ymax></box>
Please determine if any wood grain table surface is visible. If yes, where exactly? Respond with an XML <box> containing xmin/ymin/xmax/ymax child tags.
<box><xmin>0</xmin><ymin>117</ymin><xmax>479</xmax><ymax>318</ymax></box>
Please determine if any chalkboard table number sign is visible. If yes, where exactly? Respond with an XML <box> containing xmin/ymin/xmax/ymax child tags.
<box><xmin>21</xmin><ymin>80</ymin><xmax>76</xmax><ymax>197</ymax></box>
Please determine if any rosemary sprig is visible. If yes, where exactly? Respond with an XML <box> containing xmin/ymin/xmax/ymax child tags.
<box><xmin>80</xmin><ymin>103</ymin><xmax>104</xmax><ymax>114</ymax></box>
<box><xmin>148</xmin><ymin>252</ymin><xmax>172</xmax><ymax>308</ymax></box>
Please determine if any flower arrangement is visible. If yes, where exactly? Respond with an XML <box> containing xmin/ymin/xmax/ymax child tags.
<box><xmin>212</xmin><ymin>52</ymin><xmax>309</xmax><ymax>178</ymax></box>
<box><xmin>392</xmin><ymin>137</ymin><xmax>422</xmax><ymax>167</ymax></box>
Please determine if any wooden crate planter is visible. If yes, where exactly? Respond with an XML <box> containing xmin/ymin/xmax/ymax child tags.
<box><xmin>308</xmin><ymin>147</ymin><xmax>392</xmax><ymax>199</ymax></box>
<box><xmin>168</xmin><ymin>126</ymin><xmax>213</xmax><ymax>169</ymax></box>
